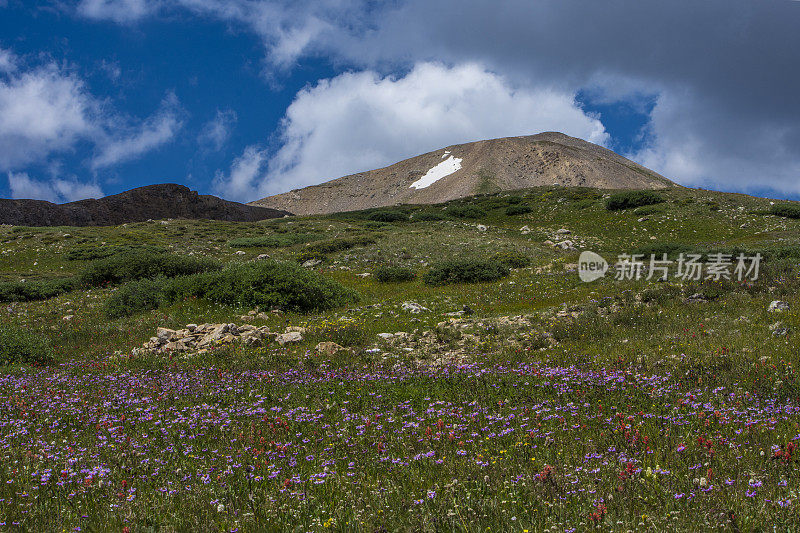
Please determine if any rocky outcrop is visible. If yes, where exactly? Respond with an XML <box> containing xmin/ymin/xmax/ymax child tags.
<box><xmin>0</xmin><ymin>184</ymin><xmax>291</xmax><ymax>227</ymax></box>
<box><xmin>134</xmin><ymin>323</ymin><xmax>278</xmax><ymax>356</ymax></box>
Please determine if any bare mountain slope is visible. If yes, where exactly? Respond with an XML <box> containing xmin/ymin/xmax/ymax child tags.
<box><xmin>250</xmin><ymin>132</ymin><xmax>675</xmax><ymax>216</ymax></box>
<box><xmin>0</xmin><ymin>184</ymin><xmax>290</xmax><ymax>227</ymax></box>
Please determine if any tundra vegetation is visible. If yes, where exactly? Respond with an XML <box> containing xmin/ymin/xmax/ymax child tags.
<box><xmin>1</xmin><ymin>186</ymin><xmax>800</xmax><ymax>531</ymax></box>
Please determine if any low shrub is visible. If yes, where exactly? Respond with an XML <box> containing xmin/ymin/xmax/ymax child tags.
<box><xmin>66</xmin><ymin>244</ymin><xmax>167</xmax><ymax>261</ymax></box>
<box><xmin>445</xmin><ymin>206</ymin><xmax>487</xmax><ymax>219</ymax></box>
<box><xmin>367</xmin><ymin>210</ymin><xmax>409</xmax><ymax>223</ymax></box>
<box><xmin>0</xmin><ymin>326</ymin><xmax>54</xmax><ymax>366</ymax></box>
<box><xmin>79</xmin><ymin>251</ymin><xmax>221</xmax><ymax>287</ymax></box>
<box><xmin>770</xmin><ymin>204</ymin><xmax>800</xmax><ymax>219</ymax></box>
<box><xmin>228</xmin><ymin>233</ymin><xmax>321</xmax><ymax>248</ymax></box>
<box><xmin>304</xmin><ymin>235</ymin><xmax>376</xmax><ymax>255</ymax></box>
<box><xmin>0</xmin><ymin>277</ymin><xmax>77</xmax><ymax>303</ymax></box>
<box><xmin>505</xmin><ymin>205</ymin><xmax>532</xmax><ymax>216</ymax></box>
<box><xmin>491</xmin><ymin>250</ymin><xmax>531</xmax><ymax>269</ymax></box>
<box><xmin>105</xmin><ymin>261</ymin><xmax>358</xmax><ymax>318</ymax></box>
<box><xmin>412</xmin><ymin>211</ymin><xmax>447</xmax><ymax>222</ymax></box>
<box><xmin>105</xmin><ymin>278</ymin><xmax>167</xmax><ymax>319</ymax></box>
<box><xmin>605</xmin><ymin>191</ymin><xmax>665</xmax><ymax>211</ymax></box>
<box><xmin>374</xmin><ymin>266</ymin><xmax>416</xmax><ymax>282</ymax></box>
<box><xmin>169</xmin><ymin>261</ymin><xmax>358</xmax><ymax>312</ymax></box>
<box><xmin>423</xmin><ymin>259</ymin><xmax>509</xmax><ymax>285</ymax></box>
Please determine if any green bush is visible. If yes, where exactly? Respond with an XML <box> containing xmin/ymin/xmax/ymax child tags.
<box><xmin>505</xmin><ymin>205</ymin><xmax>532</xmax><ymax>216</ymax></box>
<box><xmin>228</xmin><ymin>233</ymin><xmax>321</xmax><ymax>248</ymax></box>
<box><xmin>79</xmin><ymin>251</ymin><xmax>221</xmax><ymax>287</ymax></box>
<box><xmin>304</xmin><ymin>235</ymin><xmax>376</xmax><ymax>255</ymax></box>
<box><xmin>491</xmin><ymin>250</ymin><xmax>531</xmax><ymax>269</ymax></box>
<box><xmin>770</xmin><ymin>204</ymin><xmax>800</xmax><ymax>219</ymax></box>
<box><xmin>170</xmin><ymin>261</ymin><xmax>358</xmax><ymax>312</ymax></box>
<box><xmin>105</xmin><ymin>261</ymin><xmax>358</xmax><ymax>318</ymax></box>
<box><xmin>374</xmin><ymin>266</ymin><xmax>416</xmax><ymax>282</ymax></box>
<box><xmin>0</xmin><ymin>277</ymin><xmax>77</xmax><ymax>303</ymax></box>
<box><xmin>105</xmin><ymin>278</ymin><xmax>167</xmax><ymax>319</ymax></box>
<box><xmin>412</xmin><ymin>211</ymin><xmax>447</xmax><ymax>222</ymax></box>
<box><xmin>445</xmin><ymin>205</ymin><xmax>487</xmax><ymax>219</ymax></box>
<box><xmin>605</xmin><ymin>191</ymin><xmax>665</xmax><ymax>211</ymax></box>
<box><xmin>66</xmin><ymin>244</ymin><xmax>167</xmax><ymax>261</ymax></box>
<box><xmin>0</xmin><ymin>326</ymin><xmax>54</xmax><ymax>366</ymax></box>
<box><xmin>423</xmin><ymin>259</ymin><xmax>509</xmax><ymax>285</ymax></box>
<box><xmin>366</xmin><ymin>210</ymin><xmax>409</xmax><ymax>223</ymax></box>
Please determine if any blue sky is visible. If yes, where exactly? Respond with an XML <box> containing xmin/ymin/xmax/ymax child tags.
<box><xmin>1</xmin><ymin>1</ymin><xmax>799</xmax><ymax>203</ymax></box>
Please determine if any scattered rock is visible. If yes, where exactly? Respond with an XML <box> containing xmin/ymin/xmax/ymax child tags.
<box><xmin>377</xmin><ymin>333</ymin><xmax>395</xmax><ymax>340</ymax></box>
<box><xmin>401</xmin><ymin>301</ymin><xmax>429</xmax><ymax>314</ymax></box>
<box><xmin>256</xmin><ymin>254</ymin><xmax>270</xmax><ymax>260</ymax></box>
<box><xmin>520</xmin><ymin>225</ymin><xmax>531</xmax><ymax>235</ymax></box>
<box><xmin>62</xmin><ymin>315</ymin><xmax>74</xmax><ymax>321</ymax></box>
<box><xmin>462</xmin><ymin>305</ymin><xmax>474</xmax><ymax>316</ymax></box>
<box><xmin>686</xmin><ymin>293</ymin><xmax>707</xmax><ymax>303</ymax></box>
<box><xmin>315</xmin><ymin>342</ymin><xmax>344</xmax><ymax>356</ymax></box>
<box><xmin>476</xmin><ymin>224</ymin><xmax>488</xmax><ymax>232</ymax></box>
<box><xmin>770</xmin><ymin>322</ymin><xmax>790</xmax><ymax>336</ymax></box>
<box><xmin>234</xmin><ymin>250</ymin><xmax>246</xmax><ymax>255</ymax></box>
<box><xmin>556</xmin><ymin>228</ymin><xmax>571</xmax><ymax>235</ymax></box>
<box><xmin>276</xmin><ymin>331</ymin><xmax>303</xmax><ymax>345</ymax></box>
<box><xmin>302</xmin><ymin>259</ymin><xmax>322</xmax><ymax>268</ymax></box>
<box><xmin>768</xmin><ymin>300</ymin><xmax>790</xmax><ymax>312</ymax></box>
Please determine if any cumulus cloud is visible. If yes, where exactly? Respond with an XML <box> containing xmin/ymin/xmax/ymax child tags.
<box><xmin>0</xmin><ymin>49</ymin><xmax>182</xmax><ymax>186</ymax></box>
<box><xmin>198</xmin><ymin>109</ymin><xmax>237</xmax><ymax>152</ymax></box>
<box><xmin>0</xmin><ymin>64</ymin><xmax>98</xmax><ymax>170</ymax></box>
<box><xmin>214</xmin><ymin>62</ymin><xmax>607</xmax><ymax>201</ymax></box>
<box><xmin>7</xmin><ymin>171</ymin><xmax>103</xmax><ymax>203</ymax></box>
<box><xmin>213</xmin><ymin>145</ymin><xmax>268</xmax><ymax>203</ymax></box>
<box><xmin>92</xmin><ymin>93</ymin><xmax>183</xmax><ymax>169</ymax></box>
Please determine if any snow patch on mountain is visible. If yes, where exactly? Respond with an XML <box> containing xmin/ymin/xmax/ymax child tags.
<box><xmin>410</xmin><ymin>155</ymin><xmax>463</xmax><ymax>189</ymax></box>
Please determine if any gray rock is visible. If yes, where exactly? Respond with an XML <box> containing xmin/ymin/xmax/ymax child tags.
<box><xmin>401</xmin><ymin>301</ymin><xmax>429</xmax><ymax>314</ymax></box>
<box><xmin>302</xmin><ymin>259</ymin><xmax>322</xmax><ymax>268</ymax></box>
<box><xmin>276</xmin><ymin>331</ymin><xmax>303</xmax><ymax>345</ymax></box>
<box><xmin>768</xmin><ymin>300</ymin><xmax>790</xmax><ymax>312</ymax></box>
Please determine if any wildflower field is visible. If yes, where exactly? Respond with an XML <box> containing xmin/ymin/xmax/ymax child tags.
<box><xmin>1</xmin><ymin>187</ymin><xmax>799</xmax><ymax>531</ymax></box>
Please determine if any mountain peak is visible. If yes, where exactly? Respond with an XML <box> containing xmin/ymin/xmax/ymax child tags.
<box><xmin>250</xmin><ymin>132</ymin><xmax>674</xmax><ymax>215</ymax></box>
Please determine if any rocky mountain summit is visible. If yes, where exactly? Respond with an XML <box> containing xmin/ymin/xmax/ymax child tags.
<box><xmin>251</xmin><ymin>132</ymin><xmax>675</xmax><ymax>215</ymax></box>
<box><xmin>1</xmin><ymin>184</ymin><xmax>290</xmax><ymax>227</ymax></box>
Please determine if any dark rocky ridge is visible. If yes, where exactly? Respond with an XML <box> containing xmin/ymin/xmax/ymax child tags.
<box><xmin>0</xmin><ymin>184</ymin><xmax>291</xmax><ymax>227</ymax></box>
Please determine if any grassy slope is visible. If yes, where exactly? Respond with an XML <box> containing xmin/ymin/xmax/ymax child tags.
<box><xmin>1</xmin><ymin>186</ymin><xmax>799</xmax><ymax>531</ymax></box>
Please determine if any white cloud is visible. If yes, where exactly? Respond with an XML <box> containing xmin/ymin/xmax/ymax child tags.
<box><xmin>77</xmin><ymin>0</ymin><xmax>160</xmax><ymax>24</ymax></box>
<box><xmin>213</xmin><ymin>145</ymin><xmax>268</xmax><ymax>202</ymax></box>
<box><xmin>0</xmin><ymin>48</ymin><xmax>16</xmax><ymax>73</ymax></box>
<box><xmin>198</xmin><ymin>109</ymin><xmax>237</xmax><ymax>152</ymax></box>
<box><xmin>214</xmin><ymin>62</ymin><xmax>607</xmax><ymax>201</ymax></box>
<box><xmin>633</xmin><ymin>89</ymin><xmax>800</xmax><ymax>197</ymax></box>
<box><xmin>91</xmin><ymin>94</ymin><xmax>183</xmax><ymax>169</ymax></box>
<box><xmin>0</xmin><ymin>64</ymin><xmax>98</xmax><ymax>170</ymax></box>
<box><xmin>8</xmin><ymin>171</ymin><xmax>103</xmax><ymax>203</ymax></box>
<box><xmin>0</xmin><ymin>50</ymin><xmax>181</xmax><ymax>176</ymax></box>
